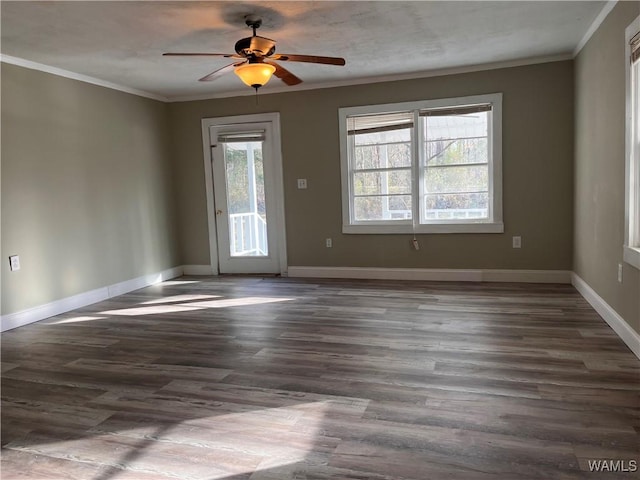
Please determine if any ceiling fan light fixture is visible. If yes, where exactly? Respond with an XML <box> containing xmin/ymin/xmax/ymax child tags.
<box><xmin>234</xmin><ymin>62</ymin><xmax>276</xmax><ymax>89</ymax></box>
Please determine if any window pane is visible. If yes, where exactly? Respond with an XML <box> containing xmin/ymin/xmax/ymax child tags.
<box><xmin>355</xmin><ymin>143</ymin><xmax>411</xmax><ymax>169</ymax></box>
<box><xmin>425</xmin><ymin>111</ymin><xmax>488</xmax><ymax>140</ymax></box>
<box><xmin>424</xmin><ymin>164</ymin><xmax>488</xmax><ymax>194</ymax></box>
<box><xmin>388</xmin><ymin>143</ymin><xmax>412</xmax><ymax>167</ymax></box>
<box><xmin>421</xmin><ymin>109</ymin><xmax>491</xmax><ymax>223</ymax></box>
<box><xmin>427</xmin><ymin>138</ymin><xmax>488</xmax><ymax>166</ymax></box>
<box><xmin>354</xmin><ymin>169</ymin><xmax>412</xmax><ymax>195</ymax></box>
<box><xmin>355</xmin><ymin>145</ymin><xmax>378</xmax><ymax>170</ymax></box>
<box><xmin>223</xmin><ymin>142</ymin><xmax>268</xmax><ymax>257</ymax></box>
<box><xmin>424</xmin><ymin>193</ymin><xmax>488</xmax><ymax>220</ymax></box>
<box><xmin>424</xmin><ymin>111</ymin><xmax>488</xmax><ymax>168</ymax></box>
<box><xmin>354</xmin><ymin>195</ymin><xmax>412</xmax><ymax>221</ymax></box>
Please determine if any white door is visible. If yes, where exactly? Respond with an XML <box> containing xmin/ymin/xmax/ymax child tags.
<box><xmin>208</xmin><ymin>121</ymin><xmax>282</xmax><ymax>274</ymax></box>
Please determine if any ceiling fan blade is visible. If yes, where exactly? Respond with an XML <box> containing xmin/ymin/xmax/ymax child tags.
<box><xmin>198</xmin><ymin>61</ymin><xmax>246</xmax><ymax>82</ymax></box>
<box><xmin>271</xmin><ymin>54</ymin><xmax>345</xmax><ymax>66</ymax></box>
<box><xmin>265</xmin><ymin>61</ymin><xmax>302</xmax><ymax>86</ymax></box>
<box><xmin>163</xmin><ymin>52</ymin><xmax>242</xmax><ymax>59</ymax></box>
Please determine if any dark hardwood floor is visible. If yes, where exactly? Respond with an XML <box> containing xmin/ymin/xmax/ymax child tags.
<box><xmin>1</xmin><ymin>276</ymin><xmax>639</xmax><ymax>479</ymax></box>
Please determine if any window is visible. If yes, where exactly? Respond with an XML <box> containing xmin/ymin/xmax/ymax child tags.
<box><xmin>348</xmin><ymin>112</ymin><xmax>414</xmax><ymax>223</ymax></box>
<box><xmin>340</xmin><ymin>94</ymin><xmax>502</xmax><ymax>234</ymax></box>
<box><xmin>421</xmin><ymin>105</ymin><xmax>492</xmax><ymax>224</ymax></box>
<box><xmin>625</xmin><ymin>16</ymin><xmax>640</xmax><ymax>269</ymax></box>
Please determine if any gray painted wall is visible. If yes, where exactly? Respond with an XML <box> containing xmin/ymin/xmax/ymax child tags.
<box><xmin>574</xmin><ymin>1</ymin><xmax>640</xmax><ymax>334</ymax></box>
<box><xmin>169</xmin><ymin>61</ymin><xmax>574</xmax><ymax>271</ymax></box>
<box><xmin>1</xmin><ymin>63</ymin><xmax>180</xmax><ymax>316</ymax></box>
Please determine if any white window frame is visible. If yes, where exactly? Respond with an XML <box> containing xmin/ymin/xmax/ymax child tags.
<box><xmin>624</xmin><ymin>15</ymin><xmax>640</xmax><ymax>269</ymax></box>
<box><xmin>339</xmin><ymin>93</ymin><xmax>503</xmax><ymax>234</ymax></box>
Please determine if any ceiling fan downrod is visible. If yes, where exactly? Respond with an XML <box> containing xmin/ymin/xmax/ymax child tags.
<box><xmin>244</xmin><ymin>15</ymin><xmax>262</xmax><ymax>36</ymax></box>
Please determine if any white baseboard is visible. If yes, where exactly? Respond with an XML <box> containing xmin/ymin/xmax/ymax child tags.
<box><xmin>571</xmin><ymin>273</ymin><xmax>640</xmax><ymax>360</ymax></box>
<box><xmin>287</xmin><ymin>266</ymin><xmax>572</xmax><ymax>284</ymax></box>
<box><xmin>106</xmin><ymin>267</ymin><xmax>183</xmax><ymax>297</ymax></box>
<box><xmin>0</xmin><ymin>266</ymin><xmax>183</xmax><ymax>332</ymax></box>
<box><xmin>182</xmin><ymin>264</ymin><xmax>216</xmax><ymax>275</ymax></box>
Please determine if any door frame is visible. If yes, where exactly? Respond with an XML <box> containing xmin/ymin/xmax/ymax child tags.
<box><xmin>201</xmin><ymin>112</ymin><xmax>287</xmax><ymax>275</ymax></box>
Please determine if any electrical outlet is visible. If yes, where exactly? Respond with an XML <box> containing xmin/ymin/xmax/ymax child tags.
<box><xmin>512</xmin><ymin>236</ymin><xmax>522</xmax><ymax>249</ymax></box>
<box><xmin>325</xmin><ymin>238</ymin><xmax>332</xmax><ymax>248</ymax></box>
<box><xmin>297</xmin><ymin>178</ymin><xmax>308</xmax><ymax>189</ymax></box>
<box><xmin>9</xmin><ymin>255</ymin><xmax>20</xmax><ymax>271</ymax></box>
<box><xmin>618</xmin><ymin>263</ymin><xmax>623</xmax><ymax>283</ymax></box>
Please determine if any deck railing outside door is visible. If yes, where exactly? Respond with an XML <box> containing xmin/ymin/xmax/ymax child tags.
<box><xmin>229</xmin><ymin>212</ymin><xmax>268</xmax><ymax>256</ymax></box>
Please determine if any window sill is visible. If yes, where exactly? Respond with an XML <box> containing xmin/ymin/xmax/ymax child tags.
<box><xmin>623</xmin><ymin>245</ymin><xmax>640</xmax><ymax>270</ymax></box>
<box><xmin>343</xmin><ymin>222</ymin><xmax>504</xmax><ymax>235</ymax></box>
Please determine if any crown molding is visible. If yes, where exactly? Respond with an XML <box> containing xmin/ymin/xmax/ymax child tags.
<box><xmin>1</xmin><ymin>51</ymin><xmax>574</xmax><ymax>104</ymax></box>
<box><xmin>0</xmin><ymin>54</ymin><xmax>168</xmax><ymax>102</ymax></box>
<box><xmin>573</xmin><ymin>0</ymin><xmax>618</xmax><ymax>57</ymax></box>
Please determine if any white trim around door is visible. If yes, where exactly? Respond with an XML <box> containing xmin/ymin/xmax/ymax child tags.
<box><xmin>201</xmin><ymin>113</ymin><xmax>288</xmax><ymax>275</ymax></box>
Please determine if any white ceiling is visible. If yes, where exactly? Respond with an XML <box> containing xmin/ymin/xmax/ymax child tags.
<box><xmin>1</xmin><ymin>1</ymin><xmax>606</xmax><ymax>101</ymax></box>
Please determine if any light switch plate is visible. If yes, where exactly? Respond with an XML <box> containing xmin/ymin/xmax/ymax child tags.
<box><xmin>618</xmin><ymin>263</ymin><xmax>623</xmax><ymax>283</ymax></box>
<box><xmin>297</xmin><ymin>178</ymin><xmax>308</xmax><ymax>189</ymax></box>
<box><xmin>9</xmin><ymin>255</ymin><xmax>20</xmax><ymax>271</ymax></box>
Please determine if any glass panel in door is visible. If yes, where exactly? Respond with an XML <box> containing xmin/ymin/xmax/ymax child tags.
<box><xmin>222</xmin><ymin>141</ymin><xmax>269</xmax><ymax>257</ymax></box>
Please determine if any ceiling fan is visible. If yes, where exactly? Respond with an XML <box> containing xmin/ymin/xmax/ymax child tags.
<box><xmin>163</xmin><ymin>15</ymin><xmax>346</xmax><ymax>91</ymax></box>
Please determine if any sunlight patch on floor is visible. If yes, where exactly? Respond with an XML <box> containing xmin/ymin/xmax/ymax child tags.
<box><xmin>49</xmin><ymin>316</ymin><xmax>107</xmax><ymax>325</ymax></box>
<box><xmin>186</xmin><ymin>297</ymin><xmax>295</xmax><ymax>308</ymax></box>
<box><xmin>142</xmin><ymin>294</ymin><xmax>220</xmax><ymax>305</ymax></box>
<box><xmin>100</xmin><ymin>304</ymin><xmax>205</xmax><ymax>316</ymax></box>
<box><xmin>3</xmin><ymin>402</ymin><xmax>330</xmax><ymax>479</ymax></box>
<box><xmin>100</xmin><ymin>297</ymin><xmax>295</xmax><ymax>317</ymax></box>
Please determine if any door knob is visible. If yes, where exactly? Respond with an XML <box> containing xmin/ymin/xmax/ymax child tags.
<box><xmin>216</xmin><ymin>209</ymin><xmax>223</xmax><ymax>216</ymax></box>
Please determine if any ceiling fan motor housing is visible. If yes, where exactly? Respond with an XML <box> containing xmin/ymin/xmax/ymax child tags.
<box><xmin>234</xmin><ymin>36</ymin><xmax>276</xmax><ymax>57</ymax></box>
